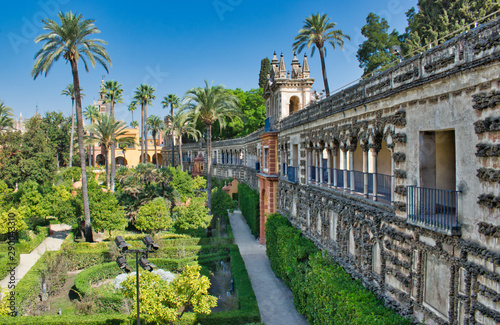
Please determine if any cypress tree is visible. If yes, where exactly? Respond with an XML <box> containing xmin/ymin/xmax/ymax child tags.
<box><xmin>258</xmin><ymin>57</ymin><xmax>271</xmax><ymax>89</ymax></box>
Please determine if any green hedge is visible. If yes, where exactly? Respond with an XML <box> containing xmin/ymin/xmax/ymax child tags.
<box><xmin>237</xmin><ymin>183</ymin><xmax>260</xmax><ymax>238</ymax></box>
<box><xmin>0</xmin><ymin>314</ymin><xmax>129</xmax><ymax>324</ymax></box>
<box><xmin>0</xmin><ymin>227</ymin><xmax>50</xmax><ymax>254</ymax></box>
<box><xmin>0</xmin><ymin>251</ymin><xmax>20</xmax><ymax>280</ymax></box>
<box><xmin>265</xmin><ymin>213</ymin><xmax>412</xmax><ymax>325</ymax></box>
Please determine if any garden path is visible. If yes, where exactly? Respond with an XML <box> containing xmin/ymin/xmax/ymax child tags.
<box><xmin>0</xmin><ymin>224</ymin><xmax>72</xmax><ymax>288</ymax></box>
<box><xmin>229</xmin><ymin>210</ymin><xmax>308</xmax><ymax>325</ymax></box>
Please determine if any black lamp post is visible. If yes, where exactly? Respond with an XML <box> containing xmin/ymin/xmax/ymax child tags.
<box><xmin>115</xmin><ymin>235</ymin><xmax>159</xmax><ymax>325</ymax></box>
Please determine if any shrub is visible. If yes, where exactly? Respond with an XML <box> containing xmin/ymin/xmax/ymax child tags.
<box><xmin>265</xmin><ymin>213</ymin><xmax>412</xmax><ymax>325</ymax></box>
<box><xmin>211</xmin><ymin>188</ymin><xmax>237</xmax><ymax>221</ymax></box>
<box><xmin>135</xmin><ymin>197</ymin><xmax>172</xmax><ymax>234</ymax></box>
<box><xmin>237</xmin><ymin>183</ymin><xmax>259</xmax><ymax>238</ymax></box>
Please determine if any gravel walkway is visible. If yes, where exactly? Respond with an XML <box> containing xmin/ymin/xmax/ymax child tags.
<box><xmin>229</xmin><ymin>210</ymin><xmax>308</xmax><ymax>325</ymax></box>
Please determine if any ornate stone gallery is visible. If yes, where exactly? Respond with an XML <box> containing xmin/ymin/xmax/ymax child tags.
<box><xmin>168</xmin><ymin>18</ymin><xmax>500</xmax><ymax>325</ymax></box>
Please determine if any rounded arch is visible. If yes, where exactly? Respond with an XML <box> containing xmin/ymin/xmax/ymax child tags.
<box><xmin>115</xmin><ymin>156</ymin><xmax>127</xmax><ymax>166</ymax></box>
<box><xmin>289</xmin><ymin>96</ymin><xmax>300</xmax><ymax>114</ymax></box>
<box><xmin>152</xmin><ymin>153</ymin><xmax>163</xmax><ymax>166</ymax></box>
<box><xmin>96</xmin><ymin>154</ymin><xmax>105</xmax><ymax>166</ymax></box>
<box><xmin>139</xmin><ymin>154</ymin><xmax>151</xmax><ymax>163</ymax></box>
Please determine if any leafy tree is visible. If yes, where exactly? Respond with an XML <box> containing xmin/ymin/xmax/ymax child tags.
<box><xmin>0</xmin><ymin>181</ymin><xmax>13</xmax><ymax>210</ymax></box>
<box><xmin>168</xmin><ymin>167</ymin><xmax>195</xmax><ymax>200</ymax></box>
<box><xmin>32</xmin><ymin>11</ymin><xmax>111</xmax><ymax>242</ymax></box>
<box><xmin>0</xmin><ymin>131</ymin><xmax>23</xmax><ymax>187</ymax></box>
<box><xmin>135</xmin><ymin>197</ymin><xmax>172</xmax><ymax>234</ymax></box>
<box><xmin>0</xmin><ymin>206</ymin><xmax>28</xmax><ymax>235</ymax></box>
<box><xmin>20</xmin><ymin>115</ymin><xmax>58</xmax><ymax>186</ymax></box>
<box><xmin>405</xmin><ymin>0</ymin><xmax>500</xmax><ymax>55</ymax></box>
<box><xmin>357</xmin><ymin>13</ymin><xmax>406</xmax><ymax>77</ymax></box>
<box><xmin>88</xmin><ymin>182</ymin><xmax>126</xmax><ymax>235</ymax></box>
<box><xmin>293</xmin><ymin>13</ymin><xmax>350</xmax><ymax>96</ymax></box>
<box><xmin>121</xmin><ymin>264</ymin><xmax>217</xmax><ymax>324</ymax></box>
<box><xmin>103</xmin><ymin>80</ymin><xmax>124</xmax><ymax>192</ymax></box>
<box><xmin>164</xmin><ymin>111</ymin><xmax>201</xmax><ymax>170</ymax></box>
<box><xmin>192</xmin><ymin>176</ymin><xmax>206</xmax><ymax>190</ymax></box>
<box><xmin>184</xmin><ymin>80</ymin><xmax>242</xmax><ymax>213</ymax></box>
<box><xmin>134</xmin><ymin>85</ymin><xmax>156</xmax><ymax>164</ymax></box>
<box><xmin>173</xmin><ymin>197</ymin><xmax>211</xmax><ymax>235</ymax></box>
<box><xmin>61</xmin><ymin>84</ymin><xmax>85</xmax><ymax>168</ymax></box>
<box><xmin>85</xmin><ymin>113</ymin><xmax>136</xmax><ymax>190</ymax></box>
<box><xmin>0</xmin><ymin>101</ymin><xmax>14</xmax><ymax>132</ymax></box>
<box><xmin>44</xmin><ymin>185</ymin><xmax>77</xmax><ymax>225</ymax></box>
<box><xmin>41</xmin><ymin>111</ymin><xmax>72</xmax><ymax>168</ymax></box>
<box><xmin>15</xmin><ymin>181</ymin><xmax>50</xmax><ymax>227</ymax></box>
<box><xmin>258</xmin><ymin>57</ymin><xmax>271</xmax><ymax>88</ymax></box>
<box><xmin>162</xmin><ymin>94</ymin><xmax>180</xmax><ymax>167</ymax></box>
<box><xmin>210</xmin><ymin>188</ymin><xmax>236</xmax><ymax>221</ymax></box>
<box><xmin>147</xmin><ymin>115</ymin><xmax>164</xmax><ymax>168</ymax></box>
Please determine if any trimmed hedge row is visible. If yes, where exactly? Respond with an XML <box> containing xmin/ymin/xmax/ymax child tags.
<box><xmin>1</xmin><ymin>314</ymin><xmax>129</xmax><ymax>324</ymax></box>
<box><xmin>238</xmin><ymin>183</ymin><xmax>260</xmax><ymax>238</ymax></box>
<box><xmin>0</xmin><ymin>251</ymin><xmax>20</xmax><ymax>281</ymax></box>
<box><xmin>0</xmin><ymin>227</ymin><xmax>50</xmax><ymax>254</ymax></box>
<box><xmin>265</xmin><ymin>213</ymin><xmax>412</xmax><ymax>325</ymax></box>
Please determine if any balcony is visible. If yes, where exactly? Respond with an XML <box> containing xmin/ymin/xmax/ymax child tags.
<box><xmin>406</xmin><ymin>186</ymin><xmax>460</xmax><ymax>235</ymax></box>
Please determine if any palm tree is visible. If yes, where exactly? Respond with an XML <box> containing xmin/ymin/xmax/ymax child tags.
<box><xmin>147</xmin><ymin>115</ymin><xmax>164</xmax><ymax>168</ymax></box>
<box><xmin>165</xmin><ymin>110</ymin><xmax>201</xmax><ymax>170</ymax></box>
<box><xmin>184</xmin><ymin>80</ymin><xmax>241</xmax><ymax>212</ymax></box>
<box><xmin>293</xmin><ymin>13</ymin><xmax>350</xmax><ymax>97</ymax></box>
<box><xmin>61</xmin><ymin>84</ymin><xmax>85</xmax><ymax>167</ymax></box>
<box><xmin>128</xmin><ymin>101</ymin><xmax>137</xmax><ymax>123</ymax></box>
<box><xmin>0</xmin><ymin>101</ymin><xmax>14</xmax><ymax>131</ymax></box>
<box><xmin>103</xmin><ymin>80</ymin><xmax>123</xmax><ymax>192</ymax></box>
<box><xmin>32</xmin><ymin>11</ymin><xmax>111</xmax><ymax>242</ymax></box>
<box><xmin>130</xmin><ymin>120</ymin><xmax>139</xmax><ymax>128</ymax></box>
<box><xmin>85</xmin><ymin>113</ymin><xmax>135</xmax><ymax>189</ymax></box>
<box><xmin>133</xmin><ymin>85</ymin><xmax>156</xmax><ymax>164</ymax></box>
<box><xmin>162</xmin><ymin>94</ymin><xmax>180</xmax><ymax>167</ymax></box>
<box><xmin>84</xmin><ymin>104</ymin><xmax>100</xmax><ymax>167</ymax></box>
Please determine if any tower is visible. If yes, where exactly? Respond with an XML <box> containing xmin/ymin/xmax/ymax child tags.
<box><xmin>258</xmin><ymin>53</ymin><xmax>315</xmax><ymax>244</ymax></box>
<box><xmin>263</xmin><ymin>52</ymin><xmax>314</xmax><ymax>130</ymax></box>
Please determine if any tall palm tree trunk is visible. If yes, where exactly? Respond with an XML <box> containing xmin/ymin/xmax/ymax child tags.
<box><xmin>153</xmin><ymin>133</ymin><xmax>158</xmax><ymax>168</ymax></box>
<box><xmin>144</xmin><ymin>104</ymin><xmax>148</xmax><ymax>163</ymax></box>
<box><xmin>69</xmin><ymin>98</ymin><xmax>75</xmax><ymax>167</ymax></box>
<box><xmin>105</xmin><ymin>147</ymin><xmax>110</xmax><ymax>189</ymax></box>
<box><xmin>71</xmin><ymin>59</ymin><xmax>92</xmax><ymax>242</ymax></box>
<box><xmin>318</xmin><ymin>47</ymin><xmax>330</xmax><ymax>96</ymax></box>
<box><xmin>178</xmin><ymin>136</ymin><xmax>183</xmax><ymax>171</ymax></box>
<box><xmin>140</xmin><ymin>104</ymin><xmax>144</xmax><ymax>163</ymax></box>
<box><xmin>206</xmin><ymin>123</ymin><xmax>212</xmax><ymax>213</ymax></box>
<box><xmin>110</xmin><ymin>102</ymin><xmax>116</xmax><ymax>192</ymax></box>
<box><xmin>171</xmin><ymin>104</ymin><xmax>175</xmax><ymax>167</ymax></box>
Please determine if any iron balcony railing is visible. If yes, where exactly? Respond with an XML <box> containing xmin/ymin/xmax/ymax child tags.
<box><xmin>352</xmin><ymin>170</ymin><xmax>364</xmax><ymax>193</ymax></box>
<box><xmin>407</xmin><ymin>186</ymin><xmax>460</xmax><ymax>235</ymax></box>
<box><xmin>288</xmin><ymin>166</ymin><xmax>298</xmax><ymax>183</ymax></box>
<box><xmin>309</xmin><ymin>166</ymin><xmax>317</xmax><ymax>183</ymax></box>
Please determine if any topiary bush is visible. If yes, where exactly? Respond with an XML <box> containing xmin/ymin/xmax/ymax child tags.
<box><xmin>237</xmin><ymin>183</ymin><xmax>259</xmax><ymax>238</ymax></box>
<box><xmin>265</xmin><ymin>213</ymin><xmax>412</xmax><ymax>325</ymax></box>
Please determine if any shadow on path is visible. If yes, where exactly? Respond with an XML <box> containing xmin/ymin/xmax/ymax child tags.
<box><xmin>229</xmin><ymin>210</ymin><xmax>308</xmax><ymax>325</ymax></box>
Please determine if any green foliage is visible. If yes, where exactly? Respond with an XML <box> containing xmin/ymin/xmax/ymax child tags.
<box><xmin>192</xmin><ymin>176</ymin><xmax>206</xmax><ymax>190</ymax></box>
<box><xmin>405</xmin><ymin>0</ymin><xmax>500</xmax><ymax>55</ymax></box>
<box><xmin>174</xmin><ymin>197</ymin><xmax>212</xmax><ymax>233</ymax></box>
<box><xmin>121</xmin><ymin>264</ymin><xmax>217</xmax><ymax>324</ymax></box>
<box><xmin>0</xmin><ymin>251</ymin><xmax>20</xmax><ymax>280</ymax></box>
<box><xmin>258</xmin><ymin>57</ymin><xmax>271</xmax><ymax>88</ymax></box>
<box><xmin>169</xmin><ymin>166</ymin><xmax>196</xmax><ymax>199</ymax></box>
<box><xmin>40</xmin><ymin>111</ymin><xmax>72</xmax><ymax>168</ymax></box>
<box><xmin>75</xmin><ymin>181</ymin><xmax>127</xmax><ymax>234</ymax></box>
<box><xmin>0</xmin><ymin>314</ymin><xmax>129</xmax><ymax>324</ymax></box>
<box><xmin>357</xmin><ymin>12</ymin><xmax>406</xmax><ymax>77</ymax></box>
<box><xmin>136</xmin><ymin>197</ymin><xmax>172</xmax><ymax>234</ymax></box>
<box><xmin>15</xmin><ymin>181</ymin><xmax>50</xmax><ymax>226</ymax></box>
<box><xmin>211</xmin><ymin>188</ymin><xmax>237</xmax><ymax>220</ymax></box>
<box><xmin>0</xmin><ymin>206</ymin><xmax>28</xmax><ymax>235</ymax></box>
<box><xmin>237</xmin><ymin>183</ymin><xmax>259</xmax><ymax>238</ymax></box>
<box><xmin>44</xmin><ymin>185</ymin><xmax>77</xmax><ymax>225</ymax></box>
<box><xmin>265</xmin><ymin>213</ymin><xmax>412</xmax><ymax>325</ymax></box>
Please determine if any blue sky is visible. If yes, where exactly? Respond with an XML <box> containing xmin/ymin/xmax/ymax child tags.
<box><xmin>0</xmin><ymin>0</ymin><xmax>417</xmax><ymax>124</ymax></box>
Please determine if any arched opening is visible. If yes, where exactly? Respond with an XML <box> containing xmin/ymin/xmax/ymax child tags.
<box><xmin>152</xmin><ymin>153</ymin><xmax>163</xmax><ymax>166</ymax></box>
<box><xmin>96</xmin><ymin>154</ymin><xmax>105</xmax><ymax>166</ymax></box>
<box><xmin>289</xmin><ymin>96</ymin><xmax>300</xmax><ymax>115</ymax></box>
<box><xmin>116</xmin><ymin>156</ymin><xmax>127</xmax><ymax>166</ymax></box>
<box><xmin>139</xmin><ymin>154</ymin><xmax>151</xmax><ymax>163</ymax></box>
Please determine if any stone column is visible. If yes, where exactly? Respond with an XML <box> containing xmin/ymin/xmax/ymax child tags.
<box><xmin>341</xmin><ymin>148</ymin><xmax>348</xmax><ymax>192</ymax></box>
<box><xmin>349</xmin><ymin>149</ymin><xmax>355</xmax><ymax>193</ymax></box>
<box><xmin>332</xmin><ymin>148</ymin><xmax>338</xmax><ymax>187</ymax></box>
<box><xmin>363</xmin><ymin>149</ymin><xmax>369</xmax><ymax>198</ymax></box>
<box><xmin>318</xmin><ymin>150</ymin><xmax>323</xmax><ymax>184</ymax></box>
<box><xmin>370</xmin><ymin>148</ymin><xmax>378</xmax><ymax>201</ymax></box>
<box><xmin>327</xmin><ymin>148</ymin><xmax>332</xmax><ymax>186</ymax></box>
